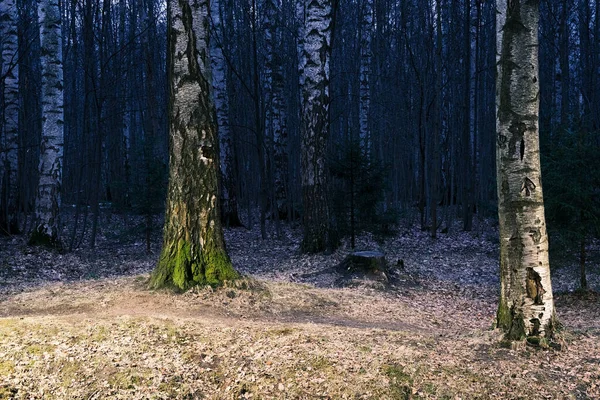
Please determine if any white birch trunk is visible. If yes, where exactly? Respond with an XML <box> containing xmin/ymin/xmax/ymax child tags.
<box><xmin>495</xmin><ymin>0</ymin><xmax>557</xmax><ymax>341</ymax></box>
<box><xmin>0</xmin><ymin>0</ymin><xmax>20</xmax><ymax>232</ymax></box>
<box><xmin>31</xmin><ymin>0</ymin><xmax>64</xmax><ymax>245</ymax></box>
<box><xmin>359</xmin><ymin>0</ymin><xmax>373</xmax><ymax>157</ymax></box>
<box><xmin>300</xmin><ymin>0</ymin><xmax>332</xmax><ymax>253</ymax></box>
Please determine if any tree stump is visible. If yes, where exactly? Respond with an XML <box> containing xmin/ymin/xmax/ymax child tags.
<box><xmin>338</xmin><ymin>251</ymin><xmax>388</xmax><ymax>283</ymax></box>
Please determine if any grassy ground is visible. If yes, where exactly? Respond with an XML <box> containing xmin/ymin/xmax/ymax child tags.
<box><xmin>0</xmin><ymin>275</ymin><xmax>599</xmax><ymax>399</ymax></box>
<box><xmin>1</xmin><ymin>218</ymin><xmax>599</xmax><ymax>399</ymax></box>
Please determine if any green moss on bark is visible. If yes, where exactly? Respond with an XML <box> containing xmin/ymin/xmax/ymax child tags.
<box><xmin>496</xmin><ymin>298</ymin><xmax>512</xmax><ymax>332</ymax></box>
<box><xmin>506</xmin><ymin>313</ymin><xmax>526</xmax><ymax>341</ymax></box>
<box><xmin>497</xmin><ymin>299</ymin><xmax>526</xmax><ymax>341</ymax></box>
<box><xmin>150</xmin><ymin>239</ymin><xmax>238</xmax><ymax>291</ymax></box>
<box><xmin>202</xmin><ymin>249</ymin><xmax>238</xmax><ymax>285</ymax></box>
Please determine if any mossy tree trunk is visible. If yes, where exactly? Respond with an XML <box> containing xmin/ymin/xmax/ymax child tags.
<box><xmin>30</xmin><ymin>0</ymin><xmax>64</xmax><ymax>247</ymax></box>
<box><xmin>150</xmin><ymin>0</ymin><xmax>238</xmax><ymax>291</ymax></box>
<box><xmin>300</xmin><ymin>0</ymin><xmax>333</xmax><ymax>253</ymax></box>
<box><xmin>495</xmin><ymin>0</ymin><xmax>557</xmax><ymax>341</ymax></box>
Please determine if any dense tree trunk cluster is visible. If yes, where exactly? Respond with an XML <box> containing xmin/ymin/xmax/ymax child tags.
<box><xmin>3</xmin><ymin>0</ymin><xmax>600</xmax><ymax>340</ymax></box>
<box><xmin>2</xmin><ymin>0</ymin><xmax>600</xmax><ymax>242</ymax></box>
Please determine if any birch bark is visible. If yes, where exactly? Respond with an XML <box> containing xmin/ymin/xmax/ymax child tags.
<box><xmin>210</xmin><ymin>0</ymin><xmax>241</xmax><ymax>226</ymax></box>
<box><xmin>263</xmin><ymin>0</ymin><xmax>287</xmax><ymax>226</ymax></box>
<box><xmin>31</xmin><ymin>0</ymin><xmax>64</xmax><ymax>246</ymax></box>
<box><xmin>496</xmin><ymin>0</ymin><xmax>557</xmax><ymax>341</ymax></box>
<box><xmin>150</xmin><ymin>0</ymin><xmax>238</xmax><ymax>290</ymax></box>
<box><xmin>272</xmin><ymin>31</ymin><xmax>288</xmax><ymax>220</ymax></box>
<box><xmin>0</xmin><ymin>0</ymin><xmax>20</xmax><ymax>233</ymax></box>
<box><xmin>359</xmin><ymin>0</ymin><xmax>373</xmax><ymax>157</ymax></box>
<box><xmin>300</xmin><ymin>0</ymin><xmax>332</xmax><ymax>253</ymax></box>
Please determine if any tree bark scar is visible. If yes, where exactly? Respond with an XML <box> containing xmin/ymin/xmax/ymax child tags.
<box><xmin>526</xmin><ymin>267</ymin><xmax>545</xmax><ymax>305</ymax></box>
<box><xmin>528</xmin><ymin>228</ymin><xmax>541</xmax><ymax>244</ymax></box>
<box><xmin>508</xmin><ymin>121</ymin><xmax>526</xmax><ymax>158</ymax></box>
<box><xmin>529</xmin><ymin>317</ymin><xmax>541</xmax><ymax>336</ymax></box>
<box><xmin>201</xmin><ymin>145</ymin><xmax>214</xmax><ymax>160</ymax></box>
<box><xmin>507</xmin><ymin>0</ymin><xmax>516</xmax><ymax>13</ymax></box>
<box><xmin>520</xmin><ymin>138</ymin><xmax>525</xmax><ymax>161</ymax></box>
<box><xmin>180</xmin><ymin>1</ymin><xmax>200</xmax><ymax>83</ymax></box>
<box><xmin>521</xmin><ymin>177</ymin><xmax>535</xmax><ymax>196</ymax></box>
<box><xmin>498</xmin><ymin>134</ymin><xmax>508</xmax><ymax>148</ymax></box>
<box><xmin>502</xmin><ymin>178</ymin><xmax>510</xmax><ymax>195</ymax></box>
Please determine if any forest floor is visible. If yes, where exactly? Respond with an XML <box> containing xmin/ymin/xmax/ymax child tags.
<box><xmin>0</xmin><ymin>214</ymin><xmax>599</xmax><ymax>399</ymax></box>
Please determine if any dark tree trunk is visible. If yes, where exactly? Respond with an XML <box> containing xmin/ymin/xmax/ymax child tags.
<box><xmin>300</xmin><ymin>0</ymin><xmax>333</xmax><ymax>253</ymax></box>
<box><xmin>150</xmin><ymin>0</ymin><xmax>238</xmax><ymax>290</ymax></box>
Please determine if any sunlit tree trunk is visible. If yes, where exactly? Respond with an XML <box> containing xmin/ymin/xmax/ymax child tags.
<box><xmin>30</xmin><ymin>0</ymin><xmax>64</xmax><ymax>246</ymax></box>
<box><xmin>0</xmin><ymin>0</ymin><xmax>20</xmax><ymax>234</ymax></box>
<box><xmin>300</xmin><ymin>0</ymin><xmax>332</xmax><ymax>253</ymax></box>
<box><xmin>495</xmin><ymin>0</ymin><xmax>557</xmax><ymax>341</ymax></box>
<box><xmin>150</xmin><ymin>0</ymin><xmax>238</xmax><ymax>290</ymax></box>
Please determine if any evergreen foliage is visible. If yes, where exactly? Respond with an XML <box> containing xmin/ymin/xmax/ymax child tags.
<box><xmin>542</xmin><ymin>128</ymin><xmax>600</xmax><ymax>289</ymax></box>
<box><xmin>330</xmin><ymin>138</ymin><xmax>395</xmax><ymax>248</ymax></box>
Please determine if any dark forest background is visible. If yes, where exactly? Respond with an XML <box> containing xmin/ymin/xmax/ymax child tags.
<box><xmin>2</xmin><ymin>0</ymin><xmax>600</xmax><ymax>269</ymax></box>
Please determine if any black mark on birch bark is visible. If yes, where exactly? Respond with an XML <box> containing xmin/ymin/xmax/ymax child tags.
<box><xmin>520</xmin><ymin>138</ymin><xmax>525</xmax><ymax>161</ymax></box>
<box><xmin>529</xmin><ymin>228</ymin><xmax>541</xmax><ymax>244</ymax></box>
<box><xmin>521</xmin><ymin>177</ymin><xmax>536</xmax><ymax>196</ymax></box>
<box><xmin>530</xmin><ymin>318</ymin><xmax>541</xmax><ymax>336</ymax></box>
<box><xmin>509</xmin><ymin>122</ymin><xmax>526</xmax><ymax>158</ymax></box>
<box><xmin>526</xmin><ymin>268</ymin><xmax>545</xmax><ymax>305</ymax></box>
<box><xmin>498</xmin><ymin>134</ymin><xmax>508</xmax><ymax>149</ymax></box>
<box><xmin>502</xmin><ymin>178</ymin><xmax>509</xmax><ymax>195</ymax></box>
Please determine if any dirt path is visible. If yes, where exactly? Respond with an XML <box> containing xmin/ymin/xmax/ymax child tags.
<box><xmin>0</xmin><ymin>277</ymin><xmax>456</xmax><ymax>336</ymax></box>
<box><xmin>1</xmin><ymin>275</ymin><xmax>599</xmax><ymax>399</ymax></box>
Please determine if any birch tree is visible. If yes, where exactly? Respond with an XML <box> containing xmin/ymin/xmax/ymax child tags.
<box><xmin>271</xmin><ymin>23</ymin><xmax>288</xmax><ymax>229</ymax></box>
<box><xmin>210</xmin><ymin>0</ymin><xmax>241</xmax><ymax>227</ymax></box>
<box><xmin>150</xmin><ymin>0</ymin><xmax>238</xmax><ymax>290</ymax></box>
<box><xmin>263</xmin><ymin>0</ymin><xmax>287</xmax><ymax>234</ymax></box>
<box><xmin>300</xmin><ymin>0</ymin><xmax>333</xmax><ymax>253</ymax></box>
<box><xmin>358</xmin><ymin>0</ymin><xmax>373</xmax><ymax>157</ymax></box>
<box><xmin>495</xmin><ymin>0</ymin><xmax>558</xmax><ymax>341</ymax></box>
<box><xmin>30</xmin><ymin>0</ymin><xmax>64</xmax><ymax>246</ymax></box>
<box><xmin>0</xmin><ymin>0</ymin><xmax>20</xmax><ymax>234</ymax></box>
